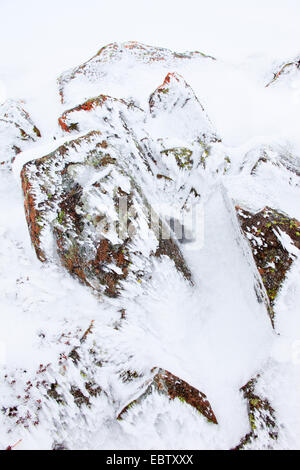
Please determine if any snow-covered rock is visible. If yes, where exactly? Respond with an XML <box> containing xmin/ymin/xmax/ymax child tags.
<box><xmin>266</xmin><ymin>56</ymin><xmax>300</xmax><ymax>88</ymax></box>
<box><xmin>149</xmin><ymin>72</ymin><xmax>220</xmax><ymax>144</ymax></box>
<box><xmin>0</xmin><ymin>100</ymin><xmax>41</xmax><ymax>170</ymax></box>
<box><xmin>58</xmin><ymin>41</ymin><xmax>215</xmax><ymax>108</ymax></box>
<box><xmin>21</xmin><ymin>130</ymin><xmax>192</xmax><ymax>298</ymax></box>
<box><xmin>236</xmin><ymin>206</ymin><xmax>300</xmax><ymax>325</ymax></box>
<box><xmin>118</xmin><ymin>368</ymin><xmax>217</xmax><ymax>424</ymax></box>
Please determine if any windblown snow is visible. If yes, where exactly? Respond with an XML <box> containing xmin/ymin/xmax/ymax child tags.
<box><xmin>0</xmin><ymin>41</ymin><xmax>300</xmax><ymax>450</ymax></box>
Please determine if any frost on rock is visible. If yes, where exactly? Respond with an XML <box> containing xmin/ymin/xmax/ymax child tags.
<box><xmin>236</xmin><ymin>205</ymin><xmax>300</xmax><ymax>324</ymax></box>
<box><xmin>117</xmin><ymin>368</ymin><xmax>217</xmax><ymax>424</ymax></box>
<box><xmin>240</xmin><ymin>144</ymin><xmax>300</xmax><ymax>179</ymax></box>
<box><xmin>58</xmin><ymin>41</ymin><xmax>216</xmax><ymax>107</ymax></box>
<box><xmin>0</xmin><ymin>100</ymin><xmax>41</xmax><ymax>170</ymax></box>
<box><xmin>266</xmin><ymin>55</ymin><xmax>300</xmax><ymax>87</ymax></box>
<box><xmin>233</xmin><ymin>376</ymin><xmax>279</xmax><ymax>450</ymax></box>
<box><xmin>0</xmin><ymin>321</ymin><xmax>108</xmax><ymax>444</ymax></box>
<box><xmin>21</xmin><ymin>130</ymin><xmax>192</xmax><ymax>298</ymax></box>
<box><xmin>58</xmin><ymin>94</ymin><xmax>145</xmax><ymax>135</ymax></box>
<box><xmin>56</xmin><ymin>71</ymin><xmax>220</xmax><ymax>244</ymax></box>
<box><xmin>149</xmin><ymin>72</ymin><xmax>220</xmax><ymax>144</ymax></box>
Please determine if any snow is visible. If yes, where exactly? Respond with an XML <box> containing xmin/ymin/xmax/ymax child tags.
<box><xmin>1</xmin><ymin>0</ymin><xmax>300</xmax><ymax>451</ymax></box>
<box><xmin>2</xmin><ymin>1</ymin><xmax>300</xmax><ymax>145</ymax></box>
<box><xmin>115</xmin><ymin>186</ymin><xmax>274</xmax><ymax>448</ymax></box>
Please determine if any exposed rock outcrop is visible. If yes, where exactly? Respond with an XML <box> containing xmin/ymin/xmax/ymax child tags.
<box><xmin>4</xmin><ymin>40</ymin><xmax>300</xmax><ymax>450</ymax></box>
<box><xmin>240</xmin><ymin>144</ymin><xmax>300</xmax><ymax>179</ymax></box>
<box><xmin>56</xmin><ymin>71</ymin><xmax>219</xmax><ymax>243</ymax></box>
<box><xmin>233</xmin><ymin>376</ymin><xmax>278</xmax><ymax>450</ymax></box>
<box><xmin>117</xmin><ymin>368</ymin><xmax>217</xmax><ymax>424</ymax></box>
<box><xmin>149</xmin><ymin>72</ymin><xmax>220</xmax><ymax>144</ymax></box>
<box><xmin>236</xmin><ymin>205</ymin><xmax>300</xmax><ymax>323</ymax></box>
<box><xmin>21</xmin><ymin>130</ymin><xmax>192</xmax><ymax>298</ymax></box>
<box><xmin>58</xmin><ymin>41</ymin><xmax>216</xmax><ymax>106</ymax></box>
<box><xmin>58</xmin><ymin>94</ymin><xmax>144</xmax><ymax>135</ymax></box>
<box><xmin>0</xmin><ymin>100</ymin><xmax>41</xmax><ymax>170</ymax></box>
<box><xmin>266</xmin><ymin>57</ymin><xmax>300</xmax><ymax>87</ymax></box>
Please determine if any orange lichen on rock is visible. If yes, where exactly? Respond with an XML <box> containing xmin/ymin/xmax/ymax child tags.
<box><xmin>95</xmin><ymin>239</ymin><xmax>110</xmax><ymax>264</ymax></box>
<box><xmin>154</xmin><ymin>369</ymin><xmax>218</xmax><ymax>424</ymax></box>
<box><xmin>232</xmin><ymin>376</ymin><xmax>278</xmax><ymax>449</ymax></box>
<box><xmin>156</xmin><ymin>72</ymin><xmax>179</xmax><ymax>93</ymax></box>
<box><xmin>0</xmin><ymin>100</ymin><xmax>42</xmax><ymax>168</ymax></box>
<box><xmin>58</xmin><ymin>95</ymin><xmax>108</xmax><ymax>132</ymax></box>
<box><xmin>21</xmin><ymin>168</ymin><xmax>46</xmax><ymax>262</ymax></box>
<box><xmin>79</xmin><ymin>101</ymin><xmax>95</xmax><ymax>112</ymax></box>
<box><xmin>58</xmin><ymin>117</ymin><xmax>70</xmax><ymax>133</ymax></box>
<box><xmin>118</xmin><ymin>368</ymin><xmax>217</xmax><ymax>424</ymax></box>
<box><xmin>124</xmin><ymin>41</ymin><xmax>142</xmax><ymax>49</ymax></box>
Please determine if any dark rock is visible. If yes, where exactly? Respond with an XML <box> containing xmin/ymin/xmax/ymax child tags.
<box><xmin>232</xmin><ymin>376</ymin><xmax>278</xmax><ymax>450</ymax></box>
<box><xmin>236</xmin><ymin>205</ymin><xmax>300</xmax><ymax>324</ymax></box>
<box><xmin>117</xmin><ymin>368</ymin><xmax>217</xmax><ymax>424</ymax></box>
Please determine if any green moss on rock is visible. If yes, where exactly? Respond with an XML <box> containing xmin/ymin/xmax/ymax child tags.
<box><xmin>161</xmin><ymin>147</ymin><xmax>193</xmax><ymax>170</ymax></box>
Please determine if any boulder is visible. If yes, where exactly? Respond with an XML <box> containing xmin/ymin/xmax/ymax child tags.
<box><xmin>0</xmin><ymin>100</ymin><xmax>41</xmax><ymax>170</ymax></box>
<box><xmin>21</xmin><ymin>131</ymin><xmax>192</xmax><ymax>298</ymax></box>
<box><xmin>149</xmin><ymin>72</ymin><xmax>220</xmax><ymax>145</ymax></box>
<box><xmin>58</xmin><ymin>41</ymin><xmax>216</xmax><ymax>107</ymax></box>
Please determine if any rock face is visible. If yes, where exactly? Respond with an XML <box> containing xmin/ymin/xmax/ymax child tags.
<box><xmin>0</xmin><ymin>100</ymin><xmax>41</xmax><ymax>169</ymax></box>
<box><xmin>58</xmin><ymin>94</ymin><xmax>144</xmax><ymax>135</ymax></box>
<box><xmin>240</xmin><ymin>144</ymin><xmax>300</xmax><ymax>178</ymax></box>
<box><xmin>22</xmin><ymin>66</ymin><xmax>211</xmax><ymax>295</ymax></box>
<box><xmin>55</xmin><ymin>67</ymin><xmax>221</xmax><ymax>247</ymax></box>
<box><xmin>266</xmin><ymin>57</ymin><xmax>300</xmax><ymax>87</ymax></box>
<box><xmin>237</xmin><ymin>206</ymin><xmax>300</xmax><ymax>323</ymax></box>
<box><xmin>149</xmin><ymin>72</ymin><xmax>219</xmax><ymax>144</ymax></box>
<box><xmin>233</xmin><ymin>377</ymin><xmax>278</xmax><ymax>450</ymax></box>
<box><xmin>58</xmin><ymin>41</ymin><xmax>216</xmax><ymax>107</ymax></box>
<box><xmin>16</xmin><ymin>45</ymin><xmax>226</xmax><ymax>448</ymax></box>
<box><xmin>118</xmin><ymin>368</ymin><xmax>218</xmax><ymax>424</ymax></box>
<box><xmin>21</xmin><ymin>130</ymin><xmax>192</xmax><ymax>298</ymax></box>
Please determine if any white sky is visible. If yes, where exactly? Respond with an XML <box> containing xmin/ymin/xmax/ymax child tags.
<box><xmin>1</xmin><ymin>0</ymin><xmax>300</xmax><ymax>94</ymax></box>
